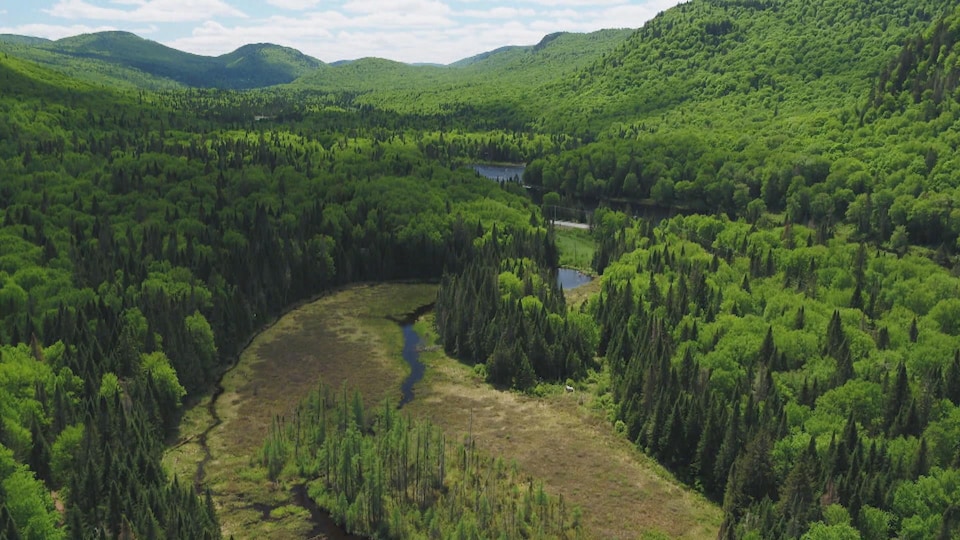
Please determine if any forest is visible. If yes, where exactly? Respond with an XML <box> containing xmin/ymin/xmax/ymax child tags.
<box><xmin>3</xmin><ymin>0</ymin><xmax>960</xmax><ymax>538</ymax></box>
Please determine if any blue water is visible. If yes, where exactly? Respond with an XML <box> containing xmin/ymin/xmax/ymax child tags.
<box><xmin>558</xmin><ymin>268</ymin><xmax>592</xmax><ymax>290</ymax></box>
<box><xmin>473</xmin><ymin>164</ymin><xmax>525</xmax><ymax>182</ymax></box>
<box><xmin>398</xmin><ymin>324</ymin><xmax>424</xmax><ymax>407</ymax></box>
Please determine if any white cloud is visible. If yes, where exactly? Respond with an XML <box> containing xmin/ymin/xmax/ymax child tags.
<box><xmin>537</xmin><ymin>0</ymin><xmax>675</xmax><ymax>32</ymax></box>
<box><xmin>462</xmin><ymin>7</ymin><xmax>537</xmax><ymax>19</ymax></box>
<box><xmin>0</xmin><ymin>23</ymin><xmax>117</xmax><ymax>40</ymax></box>
<box><xmin>45</xmin><ymin>0</ymin><xmax>247</xmax><ymax>23</ymax></box>
<box><xmin>342</xmin><ymin>0</ymin><xmax>452</xmax><ymax>17</ymax></box>
<box><xmin>167</xmin><ymin>13</ymin><xmax>559</xmax><ymax>64</ymax></box>
<box><xmin>265</xmin><ymin>0</ymin><xmax>321</xmax><ymax>9</ymax></box>
<box><xmin>519</xmin><ymin>0</ymin><xmax>624</xmax><ymax>5</ymax></box>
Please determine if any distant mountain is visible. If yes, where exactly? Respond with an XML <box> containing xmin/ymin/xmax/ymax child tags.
<box><xmin>0</xmin><ymin>31</ymin><xmax>323</xmax><ymax>90</ymax></box>
<box><xmin>448</xmin><ymin>45</ymin><xmax>527</xmax><ymax>68</ymax></box>
<box><xmin>290</xmin><ymin>28</ymin><xmax>634</xmax><ymax>128</ymax></box>
<box><xmin>214</xmin><ymin>43</ymin><xmax>324</xmax><ymax>88</ymax></box>
<box><xmin>448</xmin><ymin>30</ymin><xmax>633</xmax><ymax>70</ymax></box>
<box><xmin>0</xmin><ymin>28</ymin><xmax>631</xmax><ymax>94</ymax></box>
<box><xmin>0</xmin><ymin>34</ymin><xmax>52</xmax><ymax>46</ymax></box>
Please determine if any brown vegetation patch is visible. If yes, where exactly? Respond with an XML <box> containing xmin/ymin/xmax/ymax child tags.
<box><xmin>406</xmin><ymin>354</ymin><xmax>721</xmax><ymax>539</ymax></box>
<box><xmin>167</xmin><ymin>283</ymin><xmax>719</xmax><ymax>539</ymax></box>
<box><xmin>165</xmin><ymin>284</ymin><xmax>436</xmax><ymax>539</ymax></box>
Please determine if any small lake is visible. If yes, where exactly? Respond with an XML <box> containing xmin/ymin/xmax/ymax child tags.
<box><xmin>473</xmin><ymin>164</ymin><xmax>525</xmax><ymax>182</ymax></box>
<box><xmin>558</xmin><ymin>268</ymin><xmax>593</xmax><ymax>290</ymax></box>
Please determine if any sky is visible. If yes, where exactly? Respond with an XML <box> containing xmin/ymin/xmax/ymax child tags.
<box><xmin>0</xmin><ymin>0</ymin><xmax>682</xmax><ymax>64</ymax></box>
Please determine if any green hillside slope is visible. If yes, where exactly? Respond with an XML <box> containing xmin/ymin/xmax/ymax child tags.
<box><xmin>537</xmin><ymin>0</ymin><xmax>954</xmax><ymax>132</ymax></box>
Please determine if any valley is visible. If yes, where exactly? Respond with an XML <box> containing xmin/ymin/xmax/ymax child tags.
<box><xmin>3</xmin><ymin>0</ymin><xmax>960</xmax><ymax>538</ymax></box>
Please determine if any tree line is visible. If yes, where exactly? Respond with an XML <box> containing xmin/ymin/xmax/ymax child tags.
<box><xmin>434</xmin><ymin>225</ymin><xmax>598</xmax><ymax>390</ymax></box>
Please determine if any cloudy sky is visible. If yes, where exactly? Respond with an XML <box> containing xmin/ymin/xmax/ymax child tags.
<box><xmin>0</xmin><ymin>0</ymin><xmax>680</xmax><ymax>64</ymax></box>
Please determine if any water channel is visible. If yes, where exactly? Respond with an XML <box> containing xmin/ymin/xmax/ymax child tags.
<box><xmin>394</xmin><ymin>302</ymin><xmax>434</xmax><ymax>408</ymax></box>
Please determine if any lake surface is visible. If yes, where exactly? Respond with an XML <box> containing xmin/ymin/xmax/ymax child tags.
<box><xmin>558</xmin><ymin>268</ymin><xmax>593</xmax><ymax>290</ymax></box>
<box><xmin>473</xmin><ymin>164</ymin><xmax>525</xmax><ymax>182</ymax></box>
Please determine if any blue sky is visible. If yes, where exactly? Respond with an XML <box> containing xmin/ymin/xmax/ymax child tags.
<box><xmin>0</xmin><ymin>0</ymin><xmax>681</xmax><ymax>64</ymax></box>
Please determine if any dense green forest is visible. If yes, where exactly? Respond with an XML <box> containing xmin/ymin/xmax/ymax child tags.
<box><xmin>0</xmin><ymin>51</ymin><xmax>539</xmax><ymax>538</ymax></box>
<box><xmin>434</xmin><ymin>227</ymin><xmax>599</xmax><ymax>390</ymax></box>
<box><xmin>4</xmin><ymin>0</ymin><xmax>960</xmax><ymax>537</ymax></box>
<box><xmin>590</xmin><ymin>211</ymin><xmax>960</xmax><ymax>538</ymax></box>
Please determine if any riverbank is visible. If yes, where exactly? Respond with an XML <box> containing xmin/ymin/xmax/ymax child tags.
<box><xmin>163</xmin><ymin>284</ymin><xmax>436</xmax><ymax>539</ymax></box>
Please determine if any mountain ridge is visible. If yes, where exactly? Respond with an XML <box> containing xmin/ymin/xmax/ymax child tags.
<box><xmin>0</xmin><ymin>28</ymin><xmax>633</xmax><ymax>91</ymax></box>
<box><xmin>0</xmin><ymin>31</ymin><xmax>324</xmax><ymax>89</ymax></box>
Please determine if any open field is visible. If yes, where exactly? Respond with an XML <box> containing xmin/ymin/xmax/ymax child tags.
<box><xmin>165</xmin><ymin>282</ymin><xmax>720</xmax><ymax>539</ymax></box>
<box><xmin>555</xmin><ymin>226</ymin><xmax>596</xmax><ymax>271</ymax></box>
<box><xmin>409</xmin><ymin>317</ymin><xmax>722</xmax><ymax>539</ymax></box>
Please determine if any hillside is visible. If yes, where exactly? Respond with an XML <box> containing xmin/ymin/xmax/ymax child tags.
<box><xmin>0</xmin><ymin>31</ymin><xmax>324</xmax><ymax>89</ymax></box>
<box><xmin>523</xmin><ymin>0</ymin><xmax>960</xmax><ymax>244</ymax></box>
<box><xmin>532</xmin><ymin>0</ymin><xmax>954</xmax><ymax>133</ymax></box>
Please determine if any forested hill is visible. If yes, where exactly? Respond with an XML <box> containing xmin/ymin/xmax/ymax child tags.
<box><xmin>525</xmin><ymin>1</ymin><xmax>960</xmax><ymax>250</ymax></box>
<box><xmin>286</xmin><ymin>0</ymin><xmax>957</xmax><ymax>134</ymax></box>
<box><xmin>535</xmin><ymin>0</ymin><xmax>955</xmax><ymax>133</ymax></box>
<box><xmin>0</xmin><ymin>31</ymin><xmax>324</xmax><ymax>89</ymax></box>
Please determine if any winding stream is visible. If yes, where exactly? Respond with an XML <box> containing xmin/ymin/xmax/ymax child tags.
<box><xmin>183</xmin><ymin>276</ymin><xmax>592</xmax><ymax>537</ymax></box>
<box><xmin>392</xmin><ymin>302</ymin><xmax>434</xmax><ymax>408</ymax></box>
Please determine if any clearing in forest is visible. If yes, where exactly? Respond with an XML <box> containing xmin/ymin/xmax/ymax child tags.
<box><xmin>165</xmin><ymin>283</ymin><xmax>720</xmax><ymax>539</ymax></box>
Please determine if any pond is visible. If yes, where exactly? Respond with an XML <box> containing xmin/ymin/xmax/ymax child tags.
<box><xmin>472</xmin><ymin>163</ymin><xmax>525</xmax><ymax>182</ymax></box>
<box><xmin>558</xmin><ymin>268</ymin><xmax>593</xmax><ymax>290</ymax></box>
